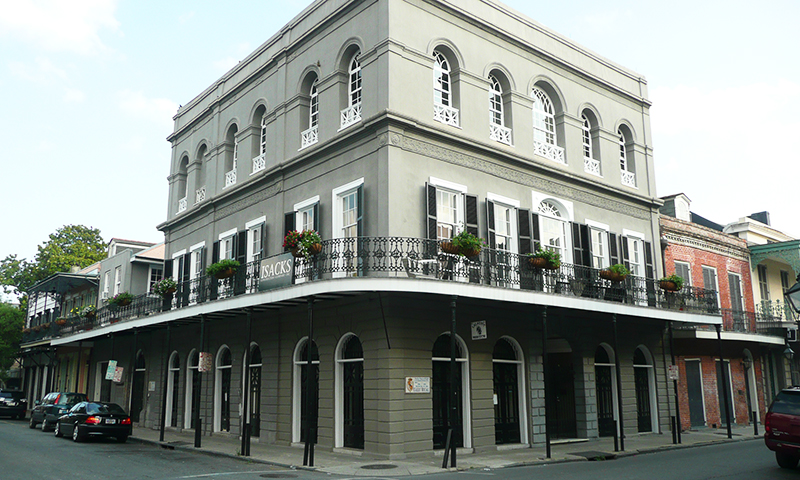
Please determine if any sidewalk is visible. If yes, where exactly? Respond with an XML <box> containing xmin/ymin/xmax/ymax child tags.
<box><xmin>130</xmin><ymin>425</ymin><xmax>763</xmax><ymax>476</ymax></box>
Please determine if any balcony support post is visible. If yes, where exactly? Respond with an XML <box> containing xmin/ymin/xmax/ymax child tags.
<box><xmin>668</xmin><ymin>322</ymin><xmax>682</xmax><ymax>444</ymax></box>
<box><xmin>303</xmin><ymin>296</ymin><xmax>316</xmax><ymax>467</ymax></box>
<box><xmin>541</xmin><ymin>306</ymin><xmax>551</xmax><ymax>459</ymax></box>
<box><xmin>716</xmin><ymin>324</ymin><xmax>733</xmax><ymax>439</ymax></box>
<box><xmin>194</xmin><ymin>316</ymin><xmax>204</xmax><ymax>448</ymax></box>
<box><xmin>159</xmin><ymin>324</ymin><xmax>171</xmax><ymax>442</ymax></box>
<box><xmin>241</xmin><ymin>309</ymin><xmax>252</xmax><ymax>457</ymax></box>
<box><xmin>612</xmin><ymin>313</ymin><xmax>625</xmax><ymax>451</ymax></box>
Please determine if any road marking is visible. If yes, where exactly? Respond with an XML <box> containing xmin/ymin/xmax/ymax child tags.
<box><xmin>176</xmin><ymin>471</ymin><xmax>292</xmax><ymax>479</ymax></box>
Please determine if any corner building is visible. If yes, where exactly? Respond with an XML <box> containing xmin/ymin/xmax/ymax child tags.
<box><xmin>55</xmin><ymin>0</ymin><xmax>722</xmax><ymax>458</ymax></box>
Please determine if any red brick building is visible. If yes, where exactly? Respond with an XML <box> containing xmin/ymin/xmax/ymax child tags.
<box><xmin>660</xmin><ymin>194</ymin><xmax>785</xmax><ymax>431</ymax></box>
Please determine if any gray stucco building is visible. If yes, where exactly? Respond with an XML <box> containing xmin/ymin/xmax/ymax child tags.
<box><xmin>46</xmin><ymin>0</ymin><xmax>722</xmax><ymax>460</ymax></box>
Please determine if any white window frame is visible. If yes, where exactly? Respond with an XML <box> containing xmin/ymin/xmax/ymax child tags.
<box><xmin>488</xmin><ymin>192</ymin><xmax>520</xmax><ymax>254</ymax></box>
<box><xmin>431</xmin><ymin>333</ymin><xmax>472</xmax><ymax>449</ymax></box>
<box><xmin>532</xmin><ymin>191</ymin><xmax>574</xmax><ymax>265</ymax></box>
<box><xmin>245</xmin><ymin>217</ymin><xmax>266</xmax><ymax>264</ymax></box>
<box><xmin>532</xmin><ymin>88</ymin><xmax>557</xmax><ymax>147</ymax></box>
<box><xmin>147</xmin><ymin>265</ymin><xmax>163</xmax><ymax>294</ymax></box>
<box><xmin>103</xmin><ymin>271</ymin><xmax>110</xmax><ymax>299</ymax></box>
<box><xmin>702</xmin><ymin>265</ymin><xmax>721</xmax><ymax>308</ymax></box>
<box><xmin>218</xmin><ymin>229</ymin><xmax>237</xmax><ymax>260</ymax></box>
<box><xmin>214</xmin><ymin>345</ymin><xmax>232</xmax><ymax>433</ymax></box>
<box><xmin>430</xmin><ymin>177</ymin><xmax>467</xmax><ymax>241</ymax></box>
<box><xmin>332</xmin><ymin>178</ymin><xmax>364</xmax><ymax>240</ymax></box>
<box><xmin>729</xmin><ymin>272</ymin><xmax>744</xmax><ymax>311</ymax></box>
<box><xmin>433</xmin><ymin>51</ymin><xmax>459</xmax><ymax>127</ymax></box>
<box><xmin>334</xmin><ymin>333</ymin><xmax>364</xmax><ymax>448</ymax></box>
<box><xmin>309</xmin><ymin>80</ymin><xmax>319</xmax><ymax>129</ymax></box>
<box><xmin>292</xmin><ymin>337</ymin><xmax>319</xmax><ymax>444</ymax></box>
<box><xmin>582</xmin><ymin>114</ymin><xmax>593</xmax><ymax>160</ymax></box>
<box><xmin>165</xmin><ymin>351</ymin><xmax>180</xmax><ymax>428</ymax></box>
<box><xmin>623</xmin><ymin>229</ymin><xmax>645</xmax><ymax>277</ymax></box>
<box><xmin>349</xmin><ymin>54</ymin><xmax>362</xmax><ymax>108</ymax></box>
<box><xmin>675</xmin><ymin>261</ymin><xmax>692</xmax><ymax>287</ymax></box>
<box><xmin>294</xmin><ymin>196</ymin><xmax>320</xmax><ymax>232</ymax></box>
<box><xmin>113</xmin><ymin>266</ymin><xmax>121</xmax><ymax>296</ymax></box>
<box><xmin>184</xmin><ymin>350</ymin><xmax>198</xmax><ymax>429</ymax></box>
<box><xmin>586</xmin><ymin>220</ymin><xmax>610</xmax><ymax>270</ymax></box>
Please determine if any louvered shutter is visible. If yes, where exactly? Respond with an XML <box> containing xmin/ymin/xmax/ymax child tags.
<box><xmin>644</xmin><ymin>241</ymin><xmax>654</xmax><ymax>279</ymax></box>
<box><xmin>260</xmin><ymin>225</ymin><xmax>267</xmax><ymax>259</ymax></box>
<box><xmin>486</xmin><ymin>200</ymin><xmax>496</xmax><ymax>249</ymax></box>
<box><xmin>284</xmin><ymin>212</ymin><xmax>295</xmax><ymax>251</ymax></box>
<box><xmin>620</xmin><ymin>236</ymin><xmax>630</xmax><ymax>270</ymax></box>
<box><xmin>356</xmin><ymin>184</ymin><xmax>364</xmax><ymax>237</ymax></box>
<box><xmin>465</xmin><ymin>194</ymin><xmax>479</xmax><ymax>237</ymax></box>
<box><xmin>518</xmin><ymin>209</ymin><xmax>532</xmax><ymax>255</ymax></box>
<box><xmin>234</xmin><ymin>232</ymin><xmax>247</xmax><ymax>295</ymax></box>
<box><xmin>312</xmin><ymin>203</ymin><xmax>319</xmax><ymax>232</ymax></box>
<box><xmin>572</xmin><ymin>223</ymin><xmax>591</xmax><ymax>267</ymax></box>
<box><xmin>426</xmin><ymin>183</ymin><xmax>437</xmax><ymax>240</ymax></box>
<box><xmin>609</xmin><ymin>233</ymin><xmax>619</xmax><ymax>265</ymax></box>
<box><xmin>210</xmin><ymin>241</ymin><xmax>220</xmax><ymax>301</ymax></box>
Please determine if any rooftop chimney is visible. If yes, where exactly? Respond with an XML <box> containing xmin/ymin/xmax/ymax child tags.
<box><xmin>748</xmin><ymin>211</ymin><xmax>771</xmax><ymax>226</ymax></box>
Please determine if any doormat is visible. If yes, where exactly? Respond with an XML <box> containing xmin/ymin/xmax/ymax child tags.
<box><xmin>571</xmin><ymin>451</ymin><xmax>616</xmax><ymax>461</ymax></box>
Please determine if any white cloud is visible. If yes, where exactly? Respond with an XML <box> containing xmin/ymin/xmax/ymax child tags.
<box><xmin>8</xmin><ymin>57</ymin><xmax>69</xmax><ymax>84</ymax></box>
<box><xmin>0</xmin><ymin>0</ymin><xmax>120</xmax><ymax>55</ymax></box>
<box><xmin>117</xmin><ymin>89</ymin><xmax>178</xmax><ymax>128</ymax></box>
<box><xmin>63</xmin><ymin>88</ymin><xmax>86</xmax><ymax>103</ymax></box>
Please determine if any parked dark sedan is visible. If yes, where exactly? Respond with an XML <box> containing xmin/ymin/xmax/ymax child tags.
<box><xmin>0</xmin><ymin>390</ymin><xmax>27</xmax><ymax>419</ymax></box>
<box><xmin>29</xmin><ymin>392</ymin><xmax>88</xmax><ymax>431</ymax></box>
<box><xmin>54</xmin><ymin>401</ymin><xmax>131</xmax><ymax>443</ymax></box>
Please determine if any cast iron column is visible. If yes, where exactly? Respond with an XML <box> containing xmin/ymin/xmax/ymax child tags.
<box><xmin>241</xmin><ymin>309</ymin><xmax>252</xmax><ymax>456</ymax></box>
<box><xmin>716</xmin><ymin>324</ymin><xmax>733</xmax><ymax>439</ymax></box>
<box><xmin>612</xmin><ymin>314</ymin><xmax>624</xmax><ymax>451</ymax></box>
<box><xmin>449</xmin><ymin>295</ymin><xmax>457</xmax><ymax>468</ymax></box>
<box><xmin>542</xmin><ymin>306</ymin><xmax>551</xmax><ymax>459</ymax></box>
<box><xmin>159</xmin><ymin>324</ymin><xmax>171</xmax><ymax>442</ymax></box>
<box><xmin>668</xmin><ymin>322</ymin><xmax>682</xmax><ymax>444</ymax></box>
<box><xmin>194</xmin><ymin>315</ymin><xmax>205</xmax><ymax>448</ymax></box>
<box><xmin>303</xmin><ymin>296</ymin><xmax>315</xmax><ymax>466</ymax></box>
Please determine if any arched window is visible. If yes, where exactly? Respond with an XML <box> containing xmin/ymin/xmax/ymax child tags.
<box><xmin>224</xmin><ymin>125</ymin><xmax>238</xmax><ymax>188</ymax></box>
<box><xmin>489</xmin><ymin>75</ymin><xmax>512</xmax><ymax>145</ymax></box>
<box><xmin>341</xmin><ymin>53</ymin><xmax>362</xmax><ymax>129</ymax></box>
<box><xmin>433</xmin><ymin>50</ymin><xmax>459</xmax><ymax>126</ymax></box>
<box><xmin>582</xmin><ymin>113</ymin><xmax>600</xmax><ymax>176</ymax></box>
<box><xmin>335</xmin><ymin>334</ymin><xmax>364</xmax><ymax>449</ymax></box>
<box><xmin>292</xmin><ymin>338</ymin><xmax>319</xmax><ymax>443</ymax></box>
<box><xmin>301</xmin><ymin>78</ymin><xmax>319</xmax><ymax>149</ymax></box>
<box><xmin>215</xmin><ymin>346</ymin><xmax>232</xmax><ymax>432</ymax></box>
<box><xmin>185</xmin><ymin>350</ymin><xmax>200</xmax><ymax>429</ymax></box>
<box><xmin>618</xmin><ymin>127</ymin><xmax>636</xmax><ymax>187</ymax></box>
<box><xmin>493</xmin><ymin>337</ymin><xmax>526</xmax><ymax>445</ymax></box>
<box><xmin>166</xmin><ymin>351</ymin><xmax>180</xmax><ymax>428</ymax></box>
<box><xmin>537</xmin><ymin>200</ymin><xmax>569</xmax><ymax>263</ymax></box>
<box><xmin>532</xmin><ymin>87</ymin><xmax>564</xmax><ymax>163</ymax></box>
<box><xmin>194</xmin><ymin>145</ymin><xmax>206</xmax><ymax>203</ymax></box>
<box><xmin>594</xmin><ymin>344</ymin><xmax>618</xmax><ymax>437</ymax></box>
<box><xmin>176</xmin><ymin>156</ymin><xmax>189</xmax><ymax>213</ymax></box>
<box><xmin>431</xmin><ymin>333</ymin><xmax>471</xmax><ymax>449</ymax></box>
<box><xmin>633</xmin><ymin>346</ymin><xmax>657</xmax><ymax>433</ymax></box>
<box><xmin>251</xmin><ymin>105</ymin><xmax>267</xmax><ymax>174</ymax></box>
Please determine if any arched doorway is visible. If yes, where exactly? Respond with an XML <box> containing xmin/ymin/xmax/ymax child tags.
<box><xmin>185</xmin><ymin>350</ymin><xmax>200</xmax><ymax>429</ymax></box>
<box><xmin>293</xmin><ymin>338</ymin><xmax>319</xmax><ymax>443</ymax></box>
<box><xmin>743</xmin><ymin>349</ymin><xmax>760</xmax><ymax>423</ymax></box>
<box><xmin>493</xmin><ymin>337</ymin><xmax>526</xmax><ymax>444</ymax></box>
<box><xmin>166</xmin><ymin>351</ymin><xmax>180</xmax><ymax>427</ymax></box>
<box><xmin>131</xmin><ymin>352</ymin><xmax>146</xmax><ymax>423</ymax></box>
<box><xmin>215</xmin><ymin>346</ymin><xmax>232</xmax><ymax>432</ymax></box>
<box><xmin>594</xmin><ymin>344</ymin><xmax>618</xmax><ymax>437</ymax></box>
<box><xmin>546</xmin><ymin>339</ymin><xmax>576</xmax><ymax>439</ymax></box>
<box><xmin>244</xmin><ymin>344</ymin><xmax>262</xmax><ymax>438</ymax></box>
<box><xmin>634</xmin><ymin>346</ymin><xmax>657</xmax><ymax>432</ymax></box>
<box><xmin>432</xmin><ymin>333</ymin><xmax>470</xmax><ymax>449</ymax></box>
<box><xmin>336</xmin><ymin>334</ymin><xmax>364</xmax><ymax>449</ymax></box>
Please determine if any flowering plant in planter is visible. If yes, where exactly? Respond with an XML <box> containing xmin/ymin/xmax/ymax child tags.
<box><xmin>79</xmin><ymin>305</ymin><xmax>96</xmax><ymax>318</ymax></box>
<box><xmin>206</xmin><ymin>259</ymin><xmax>240</xmax><ymax>279</ymax></box>
<box><xmin>283</xmin><ymin>230</ymin><xmax>323</xmax><ymax>259</ymax></box>
<box><xmin>108</xmin><ymin>292</ymin><xmax>134</xmax><ymax>307</ymax></box>
<box><xmin>55</xmin><ymin>318</ymin><xmax>68</xmax><ymax>326</ymax></box>
<box><xmin>600</xmin><ymin>263</ymin><xmax>630</xmax><ymax>282</ymax></box>
<box><xmin>442</xmin><ymin>230</ymin><xmax>486</xmax><ymax>258</ymax></box>
<box><xmin>152</xmin><ymin>277</ymin><xmax>178</xmax><ymax>297</ymax></box>
<box><xmin>528</xmin><ymin>246</ymin><xmax>561</xmax><ymax>269</ymax></box>
<box><xmin>659</xmin><ymin>274</ymin><xmax>684</xmax><ymax>291</ymax></box>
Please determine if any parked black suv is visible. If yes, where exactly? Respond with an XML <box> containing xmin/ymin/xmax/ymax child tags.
<box><xmin>765</xmin><ymin>387</ymin><xmax>800</xmax><ymax>469</ymax></box>
<box><xmin>0</xmin><ymin>390</ymin><xmax>27</xmax><ymax>419</ymax></box>
<box><xmin>29</xmin><ymin>392</ymin><xmax>88</xmax><ymax>431</ymax></box>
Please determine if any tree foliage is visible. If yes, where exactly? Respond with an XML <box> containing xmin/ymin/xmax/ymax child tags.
<box><xmin>0</xmin><ymin>303</ymin><xmax>24</xmax><ymax>379</ymax></box>
<box><xmin>0</xmin><ymin>225</ymin><xmax>106</xmax><ymax>296</ymax></box>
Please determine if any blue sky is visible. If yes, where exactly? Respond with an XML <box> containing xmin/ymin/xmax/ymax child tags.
<box><xmin>1</xmin><ymin>0</ymin><xmax>797</xmax><ymax>266</ymax></box>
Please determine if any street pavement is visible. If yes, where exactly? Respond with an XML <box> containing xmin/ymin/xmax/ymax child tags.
<box><xmin>129</xmin><ymin>424</ymin><xmax>764</xmax><ymax>476</ymax></box>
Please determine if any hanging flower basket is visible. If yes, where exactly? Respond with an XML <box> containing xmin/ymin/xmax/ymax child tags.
<box><xmin>55</xmin><ymin>318</ymin><xmax>67</xmax><ymax>327</ymax></box>
<box><xmin>284</xmin><ymin>230</ymin><xmax>323</xmax><ymax>259</ymax></box>
<box><xmin>214</xmin><ymin>267</ymin><xmax>236</xmax><ymax>280</ymax></box>
<box><xmin>660</xmin><ymin>280</ymin><xmax>679</xmax><ymax>292</ymax></box>
<box><xmin>291</xmin><ymin>243</ymin><xmax>322</xmax><ymax>258</ymax></box>
<box><xmin>600</xmin><ymin>270</ymin><xmax>627</xmax><ymax>282</ymax></box>
<box><xmin>206</xmin><ymin>259</ymin><xmax>240</xmax><ymax>279</ymax></box>
<box><xmin>440</xmin><ymin>242</ymin><xmax>461</xmax><ymax>255</ymax></box>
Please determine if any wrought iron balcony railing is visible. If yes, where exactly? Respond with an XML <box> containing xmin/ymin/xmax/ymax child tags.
<box><xmin>24</xmin><ymin>237</ymin><xmax>721</xmax><ymax>343</ymax></box>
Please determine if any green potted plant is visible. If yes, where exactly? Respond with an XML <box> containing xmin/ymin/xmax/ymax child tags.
<box><xmin>55</xmin><ymin>317</ymin><xmax>67</xmax><ymax>326</ymax></box>
<box><xmin>659</xmin><ymin>274</ymin><xmax>684</xmax><ymax>292</ymax></box>
<box><xmin>600</xmin><ymin>263</ymin><xmax>630</xmax><ymax>282</ymax></box>
<box><xmin>442</xmin><ymin>230</ymin><xmax>486</xmax><ymax>258</ymax></box>
<box><xmin>80</xmin><ymin>305</ymin><xmax>96</xmax><ymax>319</ymax></box>
<box><xmin>206</xmin><ymin>258</ymin><xmax>241</xmax><ymax>279</ymax></box>
<box><xmin>108</xmin><ymin>292</ymin><xmax>134</xmax><ymax>307</ymax></box>
<box><xmin>528</xmin><ymin>246</ymin><xmax>561</xmax><ymax>269</ymax></box>
<box><xmin>152</xmin><ymin>277</ymin><xmax>178</xmax><ymax>297</ymax></box>
<box><xmin>22</xmin><ymin>327</ymin><xmax>31</xmax><ymax>335</ymax></box>
<box><xmin>283</xmin><ymin>230</ymin><xmax>323</xmax><ymax>259</ymax></box>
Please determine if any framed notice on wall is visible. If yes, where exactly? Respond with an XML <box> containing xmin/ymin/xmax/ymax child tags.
<box><xmin>405</xmin><ymin>377</ymin><xmax>430</xmax><ymax>394</ymax></box>
<box><xmin>105</xmin><ymin>360</ymin><xmax>117</xmax><ymax>380</ymax></box>
<box><xmin>198</xmin><ymin>352</ymin><xmax>212</xmax><ymax>372</ymax></box>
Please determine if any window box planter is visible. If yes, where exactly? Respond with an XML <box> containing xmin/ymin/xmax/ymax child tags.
<box><xmin>600</xmin><ymin>264</ymin><xmax>630</xmax><ymax>282</ymax></box>
<box><xmin>206</xmin><ymin>259</ymin><xmax>240</xmax><ymax>280</ymax></box>
<box><xmin>440</xmin><ymin>231</ymin><xmax>485</xmax><ymax>258</ymax></box>
<box><xmin>152</xmin><ymin>278</ymin><xmax>178</xmax><ymax>297</ymax></box>
<box><xmin>55</xmin><ymin>318</ymin><xmax>67</xmax><ymax>327</ymax></box>
<box><xmin>528</xmin><ymin>247</ymin><xmax>561</xmax><ymax>270</ymax></box>
<box><xmin>659</xmin><ymin>275</ymin><xmax>684</xmax><ymax>292</ymax></box>
<box><xmin>109</xmin><ymin>292</ymin><xmax>134</xmax><ymax>308</ymax></box>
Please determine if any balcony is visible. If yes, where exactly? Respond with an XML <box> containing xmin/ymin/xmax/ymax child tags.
<box><xmin>339</xmin><ymin>103</ymin><xmax>362</xmax><ymax>130</ymax></box>
<box><xmin>621</xmin><ymin>170</ymin><xmax>636</xmax><ymax>188</ymax></box>
<box><xmin>533</xmin><ymin>141</ymin><xmax>565</xmax><ymax>164</ymax></box>
<box><xmin>195</xmin><ymin>186</ymin><xmax>206</xmax><ymax>204</ymax></box>
<box><xmin>584</xmin><ymin>157</ymin><xmax>601</xmax><ymax>176</ymax></box>
<box><xmin>433</xmin><ymin>104</ymin><xmax>459</xmax><ymax>127</ymax></box>
<box><xmin>490</xmin><ymin>124</ymin><xmax>512</xmax><ymax>146</ymax></box>
<box><xmin>251</xmin><ymin>154</ymin><xmax>265</xmax><ymax>174</ymax></box>
<box><xmin>224</xmin><ymin>169</ymin><xmax>237</xmax><ymax>188</ymax></box>
<box><xmin>32</xmin><ymin>237</ymin><xmax>722</xmax><ymax>344</ymax></box>
<box><xmin>300</xmin><ymin>126</ymin><xmax>318</xmax><ymax>149</ymax></box>
<box><xmin>177</xmin><ymin>196</ymin><xmax>187</xmax><ymax>213</ymax></box>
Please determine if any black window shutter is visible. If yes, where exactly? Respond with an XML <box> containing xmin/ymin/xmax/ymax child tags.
<box><xmin>609</xmin><ymin>233</ymin><xmax>619</xmax><ymax>265</ymax></box>
<box><xmin>486</xmin><ymin>200</ymin><xmax>496</xmax><ymax>249</ymax></box>
<box><xmin>356</xmin><ymin>184</ymin><xmax>364</xmax><ymax>237</ymax></box>
<box><xmin>572</xmin><ymin>223</ymin><xmax>591</xmax><ymax>267</ymax></box>
<box><xmin>518</xmin><ymin>208</ymin><xmax>532</xmax><ymax>255</ymax></box>
<box><xmin>182</xmin><ymin>253</ymin><xmax>191</xmax><ymax>283</ymax></box>
<box><xmin>644</xmin><ymin>241</ymin><xmax>654</xmax><ymax>279</ymax></box>
<box><xmin>465</xmin><ymin>194</ymin><xmax>479</xmax><ymax>237</ymax></box>
<box><xmin>531</xmin><ymin>213</ymin><xmax>541</xmax><ymax>251</ymax></box>
<box><xmin>236</xmin><ymin>232</ymin><xmax>247</xmax><ymax>264</ymax></box>
<box><xmin>284</xmin><ymin>212</ymin><xmax>295</xmax><ymax>251</ymax></box>
<box><xmin>312</xmin><ymin>203</ymin><xmax>319</xmax><ymax>232</ymax></box>
<box><xmin>259</xmin><ymin>224</ymin><xmax>267</xmax><ymax>259</ymax></box>
<box><xmin>212</xmin><ymin>240</ymin><xmax>220</xmax><ymax>264</ymax></box>
<box><xmin>426</xmin><ymin>183</ymin><xmax>437</xmax><ymax>240</ymax></box>
<box><xmin>164</xmin><ymin>259</ymin><xmax>173</xmax><ymax>279</ymax></box>
<box><xmin>620</xmin><ymin>236</ymin><xmax>631</xmax><ymax>270</ymax></box>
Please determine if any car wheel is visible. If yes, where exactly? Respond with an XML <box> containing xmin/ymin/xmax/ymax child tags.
<box><xmin>116</xmin><ymin>435</ymin><xmax>128</xmax><ymax>443</ymax></box>
<box><xmin>54</xmin><ymin>422</ymin><xmax>62</xmax><ymax>438</ymax></box>
<box><xmin>28</xmin><ymin>417</ymin><xmax>36</xmax><ymax>429</ymax></box>
<box><xmin>72</xmin><ymin>424</ymin><xmax>84</xmax><ymax>443</ymax></box>
<box><xmin>41</xmin><ymin>418</ymin><xmax>49</xmax><ymax>432</ymax></box>
<box><xmin>777</xmin><ymin>452</ymin><xmax>799</xmax><ymax>469</ymax></box>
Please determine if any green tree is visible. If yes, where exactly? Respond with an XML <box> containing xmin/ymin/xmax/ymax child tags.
<box><xmin>0</xmin><ymin>225</ymin><xmax>106</xmax><ymax>296</ymax></box>
<box><xmin>0</xmin><ymin>303</ymin><xmax>24</xmax><ymax>382</ymax></box>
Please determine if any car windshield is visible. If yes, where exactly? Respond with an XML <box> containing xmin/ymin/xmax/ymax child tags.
<box><xmin>771</xmin><ymin>391</ymin><xmax>800</xmax><ymax>415</ymax></box>
<box><xmin>59</xmin><ymin>394</ymin><xmax>86</xmax><ymax>405</ymax></box>
<box><xmin>86</xmin><ymin>403</ymin><xmax>126</xmax><ymax>415</ymax></box>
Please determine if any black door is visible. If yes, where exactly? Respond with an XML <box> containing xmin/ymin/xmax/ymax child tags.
<box><xmin>220</xmin><ymin>349</ymin><xmax>232</xmax><ymax>432</ymax></box>
<box><xmin>595</xmin><ymin>365</ymin><xmax>614</xmax><ymax>437</ymax></box>
<box><xmin>685</xmin><ymin>360</ymin><xmax>705</xmax><ymax>427</ymax></box>
<box><xmin>170</xmin><ymin>362</ymin><xmax>180</xmax><ymax>427</ymax></box>
<box><xmin>250</xmin><ymin>346</ymin><xmax>262</xmax><ymax>438</ymax></box>
<box><xmin>716</xmin><ymin>360</ymin><xmax>733</xmax><ymax>426</ymax></box>
<box><xmin>131</xmin><ymin>355</ymin><xmax>146</xmax><ymax>422</ymax></box>
<box><xmin>493</xmin><ymin>339</ymin><xmax>520</xmax><ymax>445</ymax></box>
<box><xmin>546</xmin><ymin>352</ymin><xmax>577</xmax><ymax>439</ymax></box>
<box><xmin>634</xmin><ymin>367</ymin><xmax>652</xmax><ymax>432</ymax></box>
<box><xmin>342</xmin><ymin>337</ymin><xmax>364</xmax><ymax>449</ymax></box>
<box><xmin>432</xmin><ymin>335</ymin><xmax>463</xmax><ymax>450</ymax></box>
<box><xmin>191</xmin><ymin>367</ymin><xmax>200</xmax><ymax>429</ymax></box>
<box><xmin>99</xmin><ymin>362</ymin><xmax>111</xmax><ymax>403</ymax></box>
<box><xmin>300</xmin><ymin>342</ymin><xmax>319</xmax><ymax>444</ymax></box>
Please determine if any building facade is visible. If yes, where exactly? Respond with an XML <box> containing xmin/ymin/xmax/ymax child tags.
<box><xmin>36</xmin><ymin>0</ymin><xmax>723</xmax><ymax>459</ymax></box>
